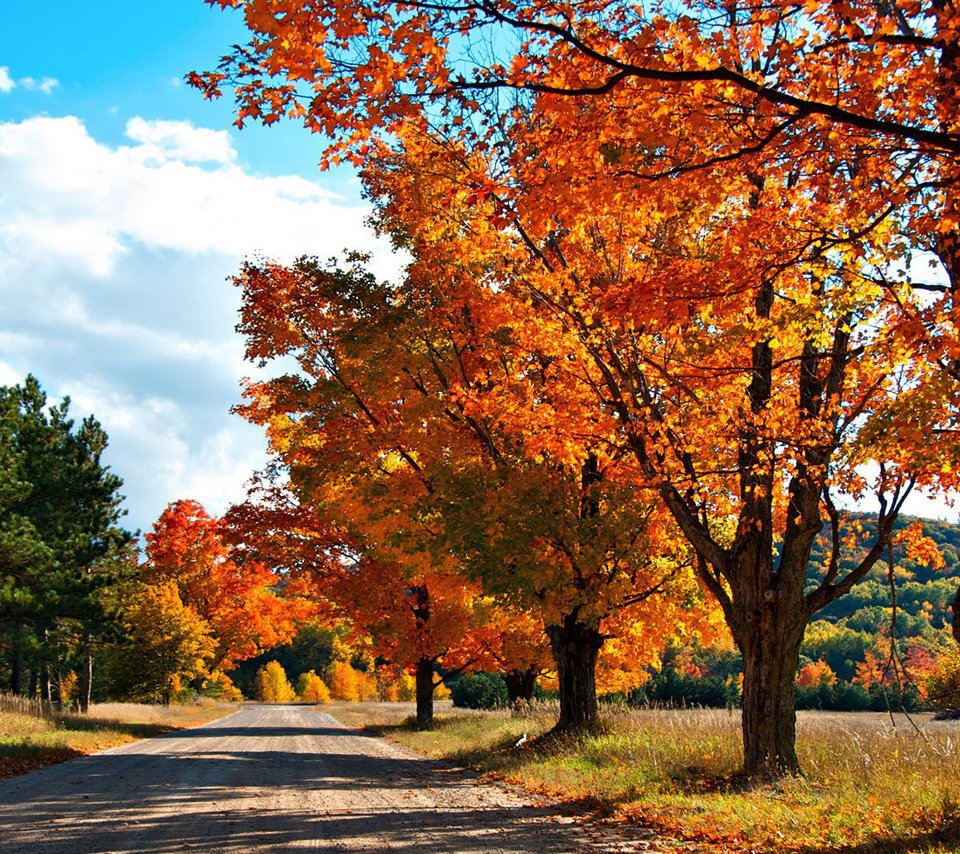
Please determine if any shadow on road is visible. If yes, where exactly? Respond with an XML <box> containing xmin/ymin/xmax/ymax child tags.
<box><xmin>0</xmin><ymin>708</ymin><xmax>617</xmax><ymax>853</ymax></box>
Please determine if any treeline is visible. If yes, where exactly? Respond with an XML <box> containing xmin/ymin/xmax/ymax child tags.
<box><xmin>0</xmin><ymin>376</ymin><xmax>129</xmax><ymax>710</ymax></box>
<box><xmin>0</xmin><ymin>376</ymin><xmax>311</xmax><ymax>709</ymax></box>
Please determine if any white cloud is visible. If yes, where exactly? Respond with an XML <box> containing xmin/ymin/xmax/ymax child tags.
<box><xmin>125</xmin><ymin>117</ymin><xmax>235</xmax><ymax>164</ymax></box>
<box><xmin>0</xmin><ymin>68</ymin><xmax>59</xmax><ymax>95</ymax></box>
<box><xmin>19</xmin><ymin>76</ymin><xmax>59</xmax><ymax>94</ymax></box>
<box><xmin>0</xmin><ymin>114</ymin><xmax>399</xmax><ymax>532</ymax></box>
<box><xmin>0</xmin><ymin>116</ymin><xmax>396</xmax><ymax>281</ymax></box>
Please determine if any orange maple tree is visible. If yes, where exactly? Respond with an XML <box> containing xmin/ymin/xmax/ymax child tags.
<box><xmin>144</xmin><ymin>499</ymin><xmax>307</xmax><ymax>673</ymax></box>
<box><xmin>231</xmin><ymin>255</ymin><xmax>719</xmax><ymax>731</ymax></box>
<box><xmin>192</xmin><ymin>0</ymin><xmax>959</xmax><ymax>775</ymax></box>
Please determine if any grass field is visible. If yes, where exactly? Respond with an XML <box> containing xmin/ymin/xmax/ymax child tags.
<box><xmin>0</xmin><ymin>694</ymin><xmax>236</xmax><ymax>779</ymax></box>
<box><xmin>326</xmin><ymin>700</ymin><xmax>960</xmax><ymax>853</ymax></box>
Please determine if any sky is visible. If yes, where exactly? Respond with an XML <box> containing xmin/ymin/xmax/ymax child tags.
<box><xmin>0</xmin><ymin>2</ymin><xmax>955</xmax><ymax>537</ymax></box>
<box><xmin>0</xmin><ymin>1</ymin><xmax>398</xmax><ymax>534</ymax></box>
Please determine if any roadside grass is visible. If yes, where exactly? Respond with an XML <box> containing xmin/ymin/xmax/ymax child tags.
<box><xmin>0</xmin><ymin>694</ymin><xmax>237</xmax><ymax>780</ymax></box>
<box><xmin>328</xmin><ymin>701</ymin><xmax>960</xmax><ymax>853</ymax></box>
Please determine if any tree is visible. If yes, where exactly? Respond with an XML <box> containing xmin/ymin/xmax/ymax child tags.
<box><xmin>254</xmin><ymin>659</ymin><xmax>297</xmax><ymax>702</ymax></box>
<box><xmin>106</xmin><ymin>580</ymin><xmax>216</xmax><ymax>704</ymax></box>
<box><xmin>144</xmin><ymin>499</ymin><xmax>306</xmax><ymax>673</ymax></box>
<box><xmin>296</xmin><ymin>669</ymin><xmax>331</xmax><ymax>702</ymax></box>
<box><xmin>0</xmin><ymin>375</ymin><xmax>129</xmax><ymax>709</ymax></box>
<box><xmin>194</xmin><ymin>0</ymin><xmax>959</xmax><ymax>775</ymax></box>
<box><xmin>233</xmin><ymin>257</ymin><xmax>717</xmax><ymax>732</ymax></box>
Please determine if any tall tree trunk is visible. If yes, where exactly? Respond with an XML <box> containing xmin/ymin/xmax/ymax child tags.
<box><xmin>547</xmin><ymin>611</ymin><xmax>604</xmax><ymax>733</ymax></box>
<box><xmin>39</xmin><ymin>666</ymin><xmax>51</xmax><ymax>704</ymax></box>
<box><xmin>504</xmin><ymin>665</ymin><xmax>538</xmax><ymax>706</ymax></box>
<box><xmin>28</xmin><ymin>669</ymin><xmax>38</xmax><ymax>698</ymax></box>
<box><xmin>738</xmin><ymin>616</ymin><xmax>806</xmax><ymax>777</ymax></box>
<box><xmin>10</xmin><ymin>644</ymin><xmax>22</xmax><ymax>695</ymax></box>
<box><xmin>415</xmin><ymin>657</ymin><xmax>434</xmax><ymax>729</ymax></box>
<box><xmin>78</xmin><ymin>638</ymin><xmax>93</xmax><ymax>713</ymax></box>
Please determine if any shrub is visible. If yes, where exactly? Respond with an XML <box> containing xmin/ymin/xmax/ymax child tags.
<box><xmin>450</xmin><ymin>672</ymin><xmax>508</xmax><ymax>710</ymax></box>
<box><xmin>296</xmin><ymin>670</ymin><xmax>331</xmax><ymax>703</ymax></box>
<box><xmin>254</xmin><ymin>660</ymin><xmax>296</xmax><ymax>703</ymax></box>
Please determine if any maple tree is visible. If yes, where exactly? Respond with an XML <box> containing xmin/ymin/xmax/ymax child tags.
<box><xmin>144</xmin><ymin>499</ymin><xmax>306</xmax><ymax>673</ymax></box>
<box><xmin>232</xmin><ymin>255</ymin><xmax>716</xmax><ymax>732</ymax></box>
<box><xmin>194</xmin><ymin>0</ymin><xmax>959</xmax><ymax>774</ymax></box>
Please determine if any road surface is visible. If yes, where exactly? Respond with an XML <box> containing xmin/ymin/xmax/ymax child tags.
<box><xmin>0</xmin><ymin>705</ymin><xmax>667</xmax><ymax>853</ymax></box>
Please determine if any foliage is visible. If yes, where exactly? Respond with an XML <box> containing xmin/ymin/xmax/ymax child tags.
<box><xmin>450</xmin><ymin>672</ymin><xmax>509</xmax><ymax>710</ymax></box>
<box><xmin>377</xmin><ymin>668</ymin><xmax>416</xmax><ymax>702</ymax></box>
<box><xmin>254</xmin><ymin>660</ymin><xmax>296</xmax><ymax>703</ymax></box>
<box><xmin>295</xmin><ymin>669</ymin><xmax>331</xmax><ymax>703</ymax></box>
<box><xmin>145</xmin><ymin>499</ymin><xmax>307</xmax><ymax>672</ymax></box>
<box><xmin>324</xmin><ymin>660</ymin><xmax>378</xmax><ymax>702</ymax></box>
<box><xmin>202</xmin><ymin>670</ymin><xmax>243</xmax><ymax>702</ymax></box>
<box><xmin>231</xmin><ymin>252</ymin><xmax>719</xmax><ymax>732</ymax></box>
<box><xmin>196</xmin><ymin>0</ymin><xmax>960</xmax><ymax>776</ymax></box>
<box><xmin>924</xmin><ymin>646</ymin><xmax>960</xmax><ymax>709</ymax></box>
<box><xmin>0</xmin><ymin>374</ymin><xmax>130</xmax><ymax>703</ymax></box>
<box><xmin>104</xmin><ymin>581</ymin><xmax>216</xmax><ymax>704</ymax></box>
<box><xmin>227</xmin><ymin>620</ymin><xmax>339</xmax><ymax>698</ymax></box>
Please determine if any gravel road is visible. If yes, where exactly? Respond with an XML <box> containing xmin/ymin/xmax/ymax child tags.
<box><xmin>0</xmin><ymin>705</ymin><xmax>666</xmax><ymax>853</ymax></box>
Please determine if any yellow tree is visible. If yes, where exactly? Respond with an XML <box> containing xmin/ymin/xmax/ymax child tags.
<box><xmin>110</xmin><ymin>581</ymin><xmax>216</xmax><ymax>704</ymax></box>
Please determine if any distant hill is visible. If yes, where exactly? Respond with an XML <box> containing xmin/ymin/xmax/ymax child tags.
<box><xmin>807</xmin><ymin>513</ymin><xmax>960</xmax><ymax>633</ymax></box>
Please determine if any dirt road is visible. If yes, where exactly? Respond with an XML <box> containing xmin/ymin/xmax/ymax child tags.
<box><xmin>0</xmin><ymin>705</ymin><xmax>662</xmax><ymax>853</ymax></box>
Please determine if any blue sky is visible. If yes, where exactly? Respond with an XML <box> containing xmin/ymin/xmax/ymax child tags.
<box><xmin>0</xmin><ymin>1</ymin><xmax>396</xmax><ymax>534</ymax></box>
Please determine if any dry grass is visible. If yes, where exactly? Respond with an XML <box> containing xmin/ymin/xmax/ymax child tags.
<box><xmin>328</xmin><ymin>701</ymin><xmax>960</xmax><ymax>853</ymax></box>
<box><xmin>0</xmin><ymin>694</ymin><xmax>237</xmax><ymax>780</ymax></box>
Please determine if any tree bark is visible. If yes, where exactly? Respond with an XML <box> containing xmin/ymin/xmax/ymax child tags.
<box><xmin>414</xmin><ymin>657</ymin><xmax>434</xmax><ymax>729</ymax></box>
<box><xmin>737</xmin><ymin>612</ymin><xmax>806</xmax><ymax>777</ymax></box>
<box><xmin>78</xmin><ymin>638</ymin><xmax>93</xmax><ymax>713</ymax></box>
<box><xmin>10</xmin><ymin>644</ymin><xmax>22</xmax><ymax>695</ymax></box>
<box><xmin>504</xmin><ymin>665</ymin><xmax>538</xmax><ymax>706</ymax></box>
<box><xmin>547</xmin><ymin>612</ymin><xmax>604</xmax><ymax>733</ymax></box>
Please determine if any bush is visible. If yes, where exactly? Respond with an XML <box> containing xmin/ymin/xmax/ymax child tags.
<box><xmin>450</xmin><ymin>672</ymin><xmax>508</xmax><ymax>709</ymax></box>
<box><xmin>296</xmin><ymin>669</ymin><xmax>331</xmax><ymax>703</ymax></box>
<box><xmin>637</xmin><ymin>671</ymin><xmax>739</xmax><ymax>708</ymax></box>
<box><xmin>254</xmin><ymin>661</ymin><xmax>296</xmax><ymax>703</ymax></box>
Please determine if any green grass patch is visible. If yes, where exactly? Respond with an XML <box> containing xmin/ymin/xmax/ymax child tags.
<box><xmin>328</xmin><ymin>701</ymin><xmax>960</xmax><ymax>853</ymax></box>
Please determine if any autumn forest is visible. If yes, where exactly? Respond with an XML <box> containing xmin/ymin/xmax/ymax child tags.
<box><xmin>4</xmin><ymin>0</ymin><xmax>960</xmax><ymax>811</ymax></box>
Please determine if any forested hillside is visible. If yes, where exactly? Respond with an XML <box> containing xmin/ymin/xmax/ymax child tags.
<box><xmin>639</xmin><ymin>513</ymin><xmax>960</xmax><ymax>711</ymax></box>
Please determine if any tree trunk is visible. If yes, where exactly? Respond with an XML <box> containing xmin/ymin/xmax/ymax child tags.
<box><xmin>547</xmin><ymin>612</ymin><xmax>604</xmax><ymax>733</ymax></box>
<box><xmin>28</xmin><ymin>669</ymin><xmax>38</xmax><ymax>698</ymax></box>
<box><xmin>39</xmin><ymin>666</ymin><xmax>51</xmax><ymax>704</ymax></box>
<box><xmin>504</xmin><ymin>665</ymin><xmax>538</xmax><ymax>706</ymax></box>
<box><xmin>736</xmin><ymin>601</ymin><xmax>806</xmax><ymax>777</ymax></box>
<box><xmin>10</xmin><ymin>645</ymin><xmax>22</xmax><ymax>695</ymax></box>
<box><xmin>415</xmin><ymin>657</ymin><xmax>434</xmax><ymax>729</ymax></box>
<box><xmin>78</xmin><ymin>639</ymin><xmax>93</xmax><ymax>713</ymax></box>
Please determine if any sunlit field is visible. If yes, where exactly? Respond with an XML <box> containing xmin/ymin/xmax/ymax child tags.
<box><xmin>328</xmin><ymin>701</ymin><xmax>960</xmax><ymax>853</ymax></box>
